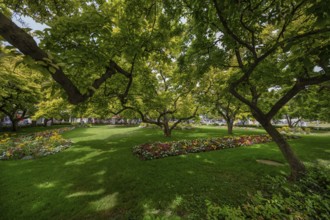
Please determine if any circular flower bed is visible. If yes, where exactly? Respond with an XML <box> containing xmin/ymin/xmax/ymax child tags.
<box><xmin>133</xmin><ymin>134</ymin><xmax>298</xmax><ymax>160</ymax></box>
<box><xmin>0</xmin><ymin>127</ymin><xmax>75</xmax><ymax>160</ymax></box>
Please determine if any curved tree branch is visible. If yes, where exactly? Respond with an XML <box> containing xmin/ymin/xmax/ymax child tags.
<box><xmin>0</xmin><ymin>12</ymin><xmax>131</xmax><ymax>104</ymax></box>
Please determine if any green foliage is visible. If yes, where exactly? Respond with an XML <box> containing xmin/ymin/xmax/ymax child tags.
<box><xmin>0</xmin><ymin>48</ymin><xmax>42</xmax><ymax>125</ymax></box>
<box><xmin>277</xmin><ymin>126</ymin><xmax>312</xmax><ymax>135</ymax></box>
<box><xmin>33</xmin><ymin>98</ymin><xmax>73</xmax><ymax>121</ymax></box>
<box><xmin>206</xmin><ymin>167</ymin><xmax>330</xmax><ymax>220</ymax></box>
<box><xmin>73</xmin><ymin>123</ymin><xmax>93</xmax><ymax>128</ymax></box>
<box><xmin>139</xmin><ymin>123</ymin><xmax>160</xmax><ymax>129</ymax></box>
<box><xmin>139</xmin><ymin>122</ymin><xmax>194</xmax><ymax>131</ymax></box>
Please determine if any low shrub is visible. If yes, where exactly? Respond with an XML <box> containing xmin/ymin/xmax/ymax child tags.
<box><xmin>139</xmin><ymin>123</ymin><xmax>194</xmax><ymax>130</ymax></box>
<box><xmin>304</xmin><ymin>127</ymin><xmax>311</xmax><ymax>134</ymax></box>
<box><xmin>0</xmin><ymin>127</ymin><xmax>74</xmax><ymax>160</ymax></box>
<box><xmin>138</xmin><ymin>123</ymin><xmax>159</xmax><ymax>129</ymax></box>
<box><xmin>206</xmin><ymin>167</ymin><xmax>330</xmax><ymax>220</ymax></box>
<box><xmin>74</xmin><ymin>123</ymin><xmax>92</xmax><ymax>128</ymax></box>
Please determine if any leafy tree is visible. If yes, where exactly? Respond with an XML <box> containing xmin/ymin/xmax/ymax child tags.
<box><xmin>0</xmin><ymin>49</ymin><xmax>41</xmax><ymax>131</ymax></box>
<box><xmin>174</xmin><ymin>0</ymin><xmax>330</xmax><ymax>180</ymax></box>
<box><xmin>0</xmin><ymin>0</ymin><xmax>167</xmax><ymax>104</ymax></box>
<box><xmin>310</xmin><ymin>85</ymin><xmax>330</xmax><ymax>122</ymax></box>
<box><xmin>286</xmin><ymin>84</ymin><xmax>330</xmax><ymax>123</ymax></box>
<box><xmin>277</xmin><ymin>91</ymin><xmax>312</xmax><ymax>127</ymax></box>
<box><xmin>33</xmin><ymin>98</ymin><xmax>73</xmax><ymax>126</ymax></box>
<box><xmin>200</xmin><ymin>68</ymin><xmax>247</xmax><ymax>134</ymax></box>
<box><xmin>117</xmin><ymin>51</ymin><xmax>199</xmax><ymax>137</ymax></box>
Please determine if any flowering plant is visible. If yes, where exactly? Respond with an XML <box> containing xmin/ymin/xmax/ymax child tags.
<box><xmin>133</xmin><ymin>134</ymin><xmax>298</xmax><ymax>160</ymax></box>
<box><xmin>0</xmin><ymin>127</ymin><xmax>74</xmax><ymax>160</ymax></box>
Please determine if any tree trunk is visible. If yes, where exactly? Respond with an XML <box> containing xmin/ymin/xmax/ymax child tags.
<box><xmin>11</xmin><ymin>120</ymin><xmax>18</xmax><ymax>132</ymax></box>
<box><xmin>226</xmin><ymin>119</ymin><xmax>234</xmax><ymax>135</ymax></box>
<box><xmin>44</xmin><ymin>118</ymin><xmax>49</xmax><ymax>127</ymax></box>
<box><xmin>285</xmin><ymin>114</ymin><xmax>293</xmax><ymax>128</ymax></box>
<box><xmin>261</xmin><ymin>121</ymin><xmax>306</xmax><ymax>180</ymax></box>
<box><xmin>163</xmin><ymin>122</ymin><xmax>172</xmax><ymax>137</ymax></box>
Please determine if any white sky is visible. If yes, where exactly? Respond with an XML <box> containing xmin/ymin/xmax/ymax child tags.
<box><xmin>13</xmin><ymin>15</ymin><xmax>48</xmax><ymax>30</ymax></box>
<box><xmin>12</xmin><ymin>15</ymin><xmax>48</xmax><ymax>43</ymax></box>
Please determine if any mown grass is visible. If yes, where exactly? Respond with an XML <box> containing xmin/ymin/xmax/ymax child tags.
<box><xmin>0</xmin><ymin>125</ymin><xmax>329</xmax><ymax>219</ymax></box>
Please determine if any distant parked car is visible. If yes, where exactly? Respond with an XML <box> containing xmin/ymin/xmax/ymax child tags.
<box><xmin>1</xmin><ymin>121</ymin><xmax>12</xmax><ymax>126</ymax></box>
<box><xmin>18</xmin><ymin>119</ymin><xmax>32</xmax><ymax>126</ymax></box>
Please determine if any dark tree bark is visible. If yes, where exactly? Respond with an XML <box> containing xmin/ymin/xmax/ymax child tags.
<box><xmin>11</xmin><ymin>119</ymin><xmax>18</xmax><ymax>132</ymax></box>
<box><xmin>226</xmin><ymin>119</ymin><xmax>234</xmax><ymax>135</ymax></box>
<box><xmin>215</xmin><ymin>98</ymin><xmax>241</xmax><ymax>135</ymax></box>
<box><xmin>259</xmin><ymin>119</ymin><xmax>306</xmax><ymax>180</ymax></box>
<box><xmin>211</xmin><ymin>0</ymin><xmax>330</xmax><ymax>180</ymax></box>
<box><xmin>285</xmin><ymin>114</ymin><xmax>293</xmax><ymax>128</ymax></box>
<box><xmin>43</xmin><ymin>118</ymin><xmax>53</xmax><ymax>127</ymax></box>
<box><xmin>163</xmin><ymin>121</ymin><xmax>172</xmax><ymax>137</ymax></box>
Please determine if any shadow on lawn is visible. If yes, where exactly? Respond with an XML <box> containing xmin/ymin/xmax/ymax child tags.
<box><xmin>2</xmin><ymin>127</ymin><xmax>328</xmax><ymax>219</ymax></box>
<box><xmin>36</xmin><ymin>136</ymin><xmax>282</xmax><ymax>218</ymax></box>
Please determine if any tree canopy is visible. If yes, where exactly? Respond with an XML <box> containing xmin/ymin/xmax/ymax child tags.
<box><xmin>0</xmin><ymin>0</ymin><xmax>329</xmax><ymax>180</ymax></box>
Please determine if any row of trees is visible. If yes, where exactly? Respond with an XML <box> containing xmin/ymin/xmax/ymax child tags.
<box><xmin>1</xmin><ymin>0</ymin><xmax>329</xmax><ymax>180</ymax></box>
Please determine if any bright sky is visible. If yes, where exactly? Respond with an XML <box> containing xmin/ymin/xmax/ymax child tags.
<box><xmin>13</xmin><ymin>15</ymin><xmax>48</xmax><ymax>30</ymax></box>
<box><xmin>12</xmin><ymin>15</ymin><xmax>48</xmax><ymax>43</ymax></box>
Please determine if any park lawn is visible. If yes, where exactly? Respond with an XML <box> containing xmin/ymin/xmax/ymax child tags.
<box><xmin>0</xmin><ymin>126</ymin><xmax>329</xmax><ymax>219</ymax></box>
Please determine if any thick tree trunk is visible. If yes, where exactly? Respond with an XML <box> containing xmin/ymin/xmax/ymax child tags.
<box><xmin>285</xmin><ymin>114</ymin><xmax>294</xmax><ymax>128</ymax></box>
<box><xmin>163</xmin><ymin>122</ymin><xmax>172</xmax><ymax>137</ymax></box>
<box><xmin>163</xmin><ymin>121</ymin><xmax>172</xmax><ymax>137</ymax></box>
<box><xmin>226</xmin><ymin>120</ymin><xmax>234</xmax><ymax>135</ymax></box>
<box><xmin>11</xmin><ymin>120</ymin><xmax>18</xmax><ymax>132</ymax></box>
<box><xmin>261</xmin><ymin>121</ymin><xmax>306</xmax><ymax>180</ymax></box>
<box><xmin>44</xmin><ymin>118</ymin><xmax>49</xmax><ymax>127</ymax></box>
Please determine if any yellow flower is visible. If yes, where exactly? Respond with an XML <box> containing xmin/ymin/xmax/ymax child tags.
<box><xmin>17</xmin><ymin>143</ymin><xmax>25</xmax><ymax>148</ymax></box>
<box><xmin>35</xmin><ymin>136</ymin><xmax>43</xmax><ymax>141</ymax></box>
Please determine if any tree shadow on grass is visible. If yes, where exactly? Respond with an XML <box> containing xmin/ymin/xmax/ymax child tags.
<box><xmin>1</xmin><ymin>127</ymin><xmax>328</xmax><ymax>219</ymax></box>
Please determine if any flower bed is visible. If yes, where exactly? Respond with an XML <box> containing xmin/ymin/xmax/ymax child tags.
<box><xmin>133</xmin><ymin>134</ymin><xmax>297</xmax><ymax>160</ymax></box>
<box><xmin>0</xmin><ymin>127</ymin><xmax>75</xmax><ymax>160</ymax></box>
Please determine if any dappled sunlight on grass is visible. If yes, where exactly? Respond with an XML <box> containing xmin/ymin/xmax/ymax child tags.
<box><xmin>1</xmin><ymin>126</ymin><xmax>329</xmax><ymax>219</ymax></box>
<box><xmin>203</xmin><ymin>158</ymin><xmax>216</xmax><ymax>164</ymax></box>
<box><xmin>64</xmin><ymin>150</ymin><xmax>113</xmax><ymax>166</ymax></box>
<box><xmin>92</xmin><ymin>170</ymin><xmax>106</xmax><ymax>176</ymax></box>
<box><xmin>316</xmin><ymin>159</ymin><xmax>330</xmax><ymax>168</ymax></box>
<box><xmin>36</xmin><ymin>182</ymin><xmax>57</xmax><ymax>189</ymax></box>
<box><xmin>142</xmin><ymin>196</ymin><xmax>183</xmax><ymax>219</ymax></box>
<box><xmin>31</xmin><ymin>201</ymin><xmax>46</xmax><ymax>211</ymax></box>
<box><xmin>66</xmin><ymin>189</ymin><xmax>105</xmax><ymax>198</ymax></box>
<box><xmin>90</xmin><ymin>192</ymin><xmax>118</xmax><ymax>211</ymax></box>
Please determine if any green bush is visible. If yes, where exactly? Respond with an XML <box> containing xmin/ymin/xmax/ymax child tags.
<box><xmin>139</xmin><ymin>123</ymin><xmax>159</xmax><ymax>129</ymax></box>
<box><xmin>139</xmin><ymin>122</ymin><xmax>194</xmax><ymax>130</ymax></box>
<box><xmin>206</xmin><ymin>167</ymin><xmax>330</xmax><ymax>220</ymax></box>
<box><xmin>304</xmin><ymin>127</ymin><xmax>311</xmax><ymax>134</ymax></box>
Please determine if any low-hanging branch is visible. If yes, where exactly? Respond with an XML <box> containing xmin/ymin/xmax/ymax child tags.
<box><xmin>0</xmin><ymin>12</ymin><xmax>132</xmax><ymax>105</ymax></box>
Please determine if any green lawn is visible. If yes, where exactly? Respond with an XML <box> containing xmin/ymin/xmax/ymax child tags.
<box><xmin>0</xmin><ymin>126</ymin><xmax>329</xmax><ymax>219</ymax></box>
